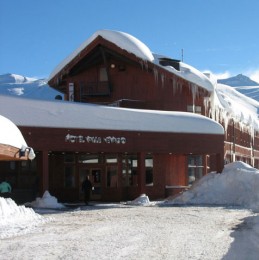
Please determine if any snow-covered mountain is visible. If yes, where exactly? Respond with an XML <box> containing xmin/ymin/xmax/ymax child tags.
<box><xmin>0</xmin><ymin>73</ymin><xmax>63</xmax><ymax>100</ymax></box>
<box><xmin>217</xmin><ymin>74</ymin><xmax>259</xmax><ymax>87</ymax></box>
<box><xmin>217</xmin><ymin>74</ymin><xmax>259</xmax><ymax>102</ymax></box>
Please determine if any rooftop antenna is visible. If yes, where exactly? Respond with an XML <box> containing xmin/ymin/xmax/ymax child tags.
<box><xmin>181</xmin><ymin>48</ymin><xmax>184</xmax><ymax>62</ymax></box>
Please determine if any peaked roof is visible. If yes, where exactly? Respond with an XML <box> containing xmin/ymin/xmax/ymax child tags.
<box><xmin>48</xmin><ymin>30</ymin><xmax>214</xmax><ymax>92</ymax></box>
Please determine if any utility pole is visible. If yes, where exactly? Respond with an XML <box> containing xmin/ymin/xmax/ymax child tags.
<box><xmin>181</xmin><ymin>49</ymin><xmax>184</xmax><ymax>62</ymax></box>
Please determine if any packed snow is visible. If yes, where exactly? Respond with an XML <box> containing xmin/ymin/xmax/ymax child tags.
<box><xmin>0</xmin><ymin>95</ymin><xmax>224</xmax><ymax>135</ymax></box>
<box><xmin>0</xmin><ymin>197</ymin><xmax>50</xmax><ymax>239</ymax></box>
<box><xmin>1</xmin><ymin>161</ymin><xmax>259</xmax><ymax>258</ymax></box>
<box><xmin>25</xmin><ymin>190</ymin><xmax>65</xmax><ymax>209</ymax></box>
<box><xmin>0</xmin><ymin>114</ymin><xmax>28</xmax><ymax>149</ymax></box>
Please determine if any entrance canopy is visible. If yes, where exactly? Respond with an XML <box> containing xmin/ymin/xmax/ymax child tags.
<box><xmin>0</xmin><ymin>114</ymin><xmax>35</xmax><ymax>161</ymax></box>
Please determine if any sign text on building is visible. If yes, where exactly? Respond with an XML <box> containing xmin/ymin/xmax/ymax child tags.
<box><xmin>65</xmin><ymin>134</ymin><xmax>126</xmax><ymax>144</ymax></box>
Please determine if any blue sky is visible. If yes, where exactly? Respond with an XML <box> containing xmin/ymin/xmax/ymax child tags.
<box><xmin>1</xmin><ymin>0</ymin><xmax>259</xmax><ymax>81</ymax></box>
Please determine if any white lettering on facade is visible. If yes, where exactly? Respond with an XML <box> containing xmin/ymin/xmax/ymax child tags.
<box><xmin>65</xmin><ymin>134</ymin><xmax>126</xmax><ymax>144</ymax></box>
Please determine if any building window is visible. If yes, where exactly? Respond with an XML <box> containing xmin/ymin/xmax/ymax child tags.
<box><xmin>145</xmin><ymin>155</ymin><xmax>153</xmax><ymax>186</ymax></box>
<box><xmin>187</xmin><ymin>155</ymin><xmax>203</xmax><ymax>185</ymax></box>
<box><xmin>64</xmin><ymin>154</ymin><xmax>75</xmax><ymax>163</ymax></box>
<box><xmin>187</xmin><ymin>105</ymin><xmax>202</xmax><ymax>114</ymax></box>
<box><xmin>122</xmin><ymin>154</ymin><xmax>138</xmax><ymax>187</ymax></box>
<box><xmin>78</xmin><ymin>154</ymin><xmax>101</xmax><ymax>164</ymax></box>
<box><xmin>106</xmin><ymin>165</ymin><xmax>118</xmax><ymax>187</ymax></box>
<box><xmin>105</xmin><ymin>154</ymin><xmax>118</xmax><ymax>188</ymax></box>
<box><xmin>64</xmin><ymin>166</ymin><xmax>75</xmax><ymax>188</ymax></box>
<box><xmin>105</xmin><ymin>154</ymin><xmax>118</xmax><ymax>164</ymax></box>
<box><xmin>99</xmin><ymin>67</ymin><xmax>108</xmax><ymax>81</ymax></box>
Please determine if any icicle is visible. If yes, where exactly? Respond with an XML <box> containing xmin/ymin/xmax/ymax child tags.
<box><xmin>139</xmin><ymin>60</ymin><xmax>149</xmax><ymax>71</ymax></box>
<box><xmin>153</xmin><ymin>68</ymin><xmax>158</xmax><ymax>85</ymax></box>
<box><xmin>161</xmin><ymin>73</ymin><xmax>165</xmax><ymax>88</ymax></box>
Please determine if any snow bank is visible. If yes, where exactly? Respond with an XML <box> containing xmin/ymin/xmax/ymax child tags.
<box><xmin>26</xmin><ymin>190</ymin><xmax>65</xmax><ymax>209</ymax></box>
<box><xmin>166</xmin><ymin>161</ymin><xmax>259</xmax><ymax>211</ymax></box>
<box><xmin>0</xmin><ymin>197</ymin><xmax>49</xmax><ymax>239</ymax></box>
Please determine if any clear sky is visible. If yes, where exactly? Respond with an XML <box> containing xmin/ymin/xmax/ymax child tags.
<box><xmin>1</xmin><ymin>0</ymin><xmax>259</xmax><ymax>81</ymax></box>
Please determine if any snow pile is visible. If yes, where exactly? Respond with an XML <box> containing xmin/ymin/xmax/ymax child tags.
<box><xmin>0</xmin><ymin>197</ymin><xmax>48</xmax><ymax>239</ymax></box>
<box><xmin>166</xmin><ymin>161</ymin><xmax>259</xmax><ymax>211</ymax></box>
<box><xmin>26</xmin><ymin>190</ymin><xmax>65</xmax><ymax>209</ymax></box>
<box><xmin>126</xmin><ymin>194</ymin><xmax>151</xmax><ymax>206</ymax></box>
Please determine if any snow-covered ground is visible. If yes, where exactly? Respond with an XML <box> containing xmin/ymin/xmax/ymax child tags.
<box><xmin>1</xmin><ymin>161</ymin><xmax>259</xmax><ymax>259</ymax></box>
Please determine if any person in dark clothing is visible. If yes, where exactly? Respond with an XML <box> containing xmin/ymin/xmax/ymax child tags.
<box><xmin>81</xmin><ymin>176</ymin><xmax>93</xmax><ymax>205</ymax></box>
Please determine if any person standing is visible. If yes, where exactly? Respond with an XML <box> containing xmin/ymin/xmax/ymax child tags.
<box><xmin>0</xmin><ymin>179</ymin><xmax>12</xmax><ymax>198</ymax></box>
<box><xmin>81</xmin><ymin>175</ymin><xmax>93</xmax><ymax>205</ymax></box>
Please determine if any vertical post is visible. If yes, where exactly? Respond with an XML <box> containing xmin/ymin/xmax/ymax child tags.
<box><xmin>41</xmin><ymin>150</ymin><xmax>49</xmax><ymax>195</ymax></box>
<box><xmin>216</xmin><ymin>152</ymin><xmax>224</xmax><ymax>173</ymax></box>
<box><xmin>138</xmin><ymin>152</ymin><xmax>146</xmax><ymax>195</ymax></box>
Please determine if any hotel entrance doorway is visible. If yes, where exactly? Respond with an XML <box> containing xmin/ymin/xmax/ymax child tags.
<box><xmin>79</xmin><ymin>167</ymin><xmax>102</xmax><ymax>201</ymax></box>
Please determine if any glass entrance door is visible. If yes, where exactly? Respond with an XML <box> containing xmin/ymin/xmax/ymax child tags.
<box><xmin>79</xmin><ymin>167</ymin><xmax>102</xmax><ymax>201</ymax></box>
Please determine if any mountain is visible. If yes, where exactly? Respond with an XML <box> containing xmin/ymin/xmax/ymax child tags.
<box><xmin>0</xmin><ymin>73</ymin><xmax>63</xmax><ymax>100</ymax></box>
<box><xmin>217</xmin><ymin>74</ymin><xmax>259</xmax><ymax>87</ymax></box>
<box><xmin>218</xmin><ymin>74</ymin><xmax>259</xmax><ymax>102</ymax></box>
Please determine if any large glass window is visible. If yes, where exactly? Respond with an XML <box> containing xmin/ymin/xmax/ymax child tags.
<box><xmin>64</xmin><ymin>166</ymin><xmax>75</xmax><ymax>188</ymax></box>
<box><xmin>122</xmin><ymin>154</ymin><xmax>138</xmax><ymax>187</ymax></box>
<box><xmin>187</xmin><ymin>155</ymin><xmax>203</xmax><ymax>185</ymax></box>
<box><xmin>106</xmin><ymin>154</ymin><xmax>118</xmax><ymax>188</ymax></box>
<box><xmin>106</xmin><ymin>166</ymin><xmax>118</xmax><ymax>187</ymax></box>
<box><xmin>145</xmin><ymin>155</ymin><xmax>153</xmax><ymax>186</ymax></box>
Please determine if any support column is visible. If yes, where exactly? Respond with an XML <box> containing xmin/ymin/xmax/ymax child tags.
<box><xmin>138</xmin><ymin>152</ymin><xmax>146</xmax><ymax>195</ymax></box>
<box><xmin>216</xmin><ymin>152</ymin><xmax>224</xmax><ymax>173</ymax></box>
<box><xmin>40</xmin><ymin>150</ymin><xmax>49</xmax><ymax>195</ymax></box>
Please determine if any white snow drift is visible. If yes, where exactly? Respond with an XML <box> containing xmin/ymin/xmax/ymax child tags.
<box><xmin>166</xmin><ymin>161</ymin><xmax>259</xmax><ymax>211</ymax></box>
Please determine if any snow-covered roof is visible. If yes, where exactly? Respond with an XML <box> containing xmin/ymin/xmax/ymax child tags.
<box><xmin>215</xmin><ymin>83</ymin><xmax>259</xmax><ymax>128</ymax></box>
<box><xmin>0</xmin><ymin>95</ymin><xmax>224</xmax><ymax>135</ymax></box>
<box><xmin>48</xmin><ymin>30</ymin><xmax>214</xmax><ymax>92</ymax></box>
<box><xmin>49</xmin><ymin>30</ymin><xmax>154</xmax><ymax>81</ymax></box>
<box><xmin>152</xmin><ymin>54</ymin><xmax>215</xmax><ymax>92</ymax></box>
<box><xmin>0</xmin><ymin>114</ymin><xmax>28</xmax><ymax>149</ymax></box>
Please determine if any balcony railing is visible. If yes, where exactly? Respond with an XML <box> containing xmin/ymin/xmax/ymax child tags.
<box><xmin>80</xmin><ymin>81</ymin><xmax>111</xmax><ymax>99</ymax></box>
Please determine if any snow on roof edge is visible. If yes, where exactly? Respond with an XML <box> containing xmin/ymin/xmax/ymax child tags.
<box><xmin>0</xmin><ymin>95</ymin><xmax>224</xmax><ymax>135</ymax></box>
